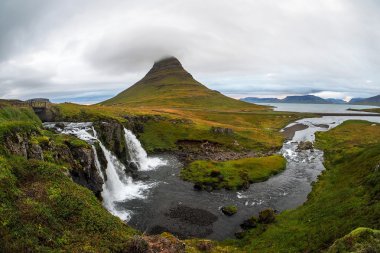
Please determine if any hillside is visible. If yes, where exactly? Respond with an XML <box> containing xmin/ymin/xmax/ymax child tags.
<box><xmin>351</xmin><ymin>94</ymin><xmax>380</xmax><ymax>106</ymax></box>
<box><xmin>101</xmin><ymin>57</ymin><xmax>265</xmax><ymax>111</ymax></box>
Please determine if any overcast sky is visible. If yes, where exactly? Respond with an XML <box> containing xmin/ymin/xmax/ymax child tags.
<box><xmin>1</xmin><ymin>0</ymin><xmax>379</xmax><ymax>103</ymax></box>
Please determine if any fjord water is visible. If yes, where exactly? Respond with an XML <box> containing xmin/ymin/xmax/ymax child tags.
<box><xmin>44</xmin><ymin>116</ymin><xmax>380</xmax><ymax>240</ymax></box>
<box><xmin>256</xmin><ymin>103</ymin><xmax>379</xmax><ymax>114</ymax></box>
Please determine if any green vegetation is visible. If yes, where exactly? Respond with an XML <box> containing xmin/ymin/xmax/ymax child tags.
<box><xmin>221</xmin><ymin>205</ymin><xmax>238</xmax><ymax>216</ymax></box>
<box><xmin>234</xmin><ymin>120</ymin><xmax>380</xmax><ymax>252</ymax></box>
<box><xmin>0</xmin><ymin>107</ymin><xmax>138</xmax><ymax>252</ymax></box>
<box><xmin>181</xmin><ymin>155</ymin><xmax>286</xmax><ymax>191</ymax></box>
<box><xmin>327</xmin><ymin>227</ymin><xmax>380</xmax><ymax>253</ymax></box>
<box><xmin>0</xmin><ymin>156</ymin><xmax>137</xmax><ymax>252</ymax></box>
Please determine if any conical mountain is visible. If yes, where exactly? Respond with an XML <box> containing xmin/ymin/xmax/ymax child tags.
<box><xmin>101</xmin><ymin>57</ymin><xmax>265</xmax><ymax>110</ymax></box>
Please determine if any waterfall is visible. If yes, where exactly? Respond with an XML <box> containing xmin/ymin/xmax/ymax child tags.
<box><xmin>124</xmin><ymin>128</ymin><xmax>166</xmax><ymax>171</ymax></box>
<box><xmin>43</xmin><ymin>122</ymin><xmax>163</xmax><ymax>222</ymax></box>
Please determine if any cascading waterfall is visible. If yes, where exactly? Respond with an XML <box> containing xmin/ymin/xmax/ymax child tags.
<box><xmin>124</xmin><ymin>128</ymin><xmax>166</xmax><ymax>171</ymax></box>
<box><xmin>43</xmin><ymin>122</ymin><xmax>165</xmax><ymax>222</ymax></box>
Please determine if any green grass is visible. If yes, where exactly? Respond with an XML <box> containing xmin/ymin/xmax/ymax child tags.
<box><xmin>232</xmin><ymin>120</ymin><xmax>380</xmax><ymax>252</ymax></box>
<box><xmin>181</xmin><ymin>155</ymin><xmax>286</xmax><ymax>190</ymax></box>
<box><xmin>0</xmin><ymin>156</ymin><xmax>137</xmax><ymax>252</ymax></box>
<box><xmin>327</xmin><ymin>227</ymin><xmax>380</xmax><ymax>253</ymax></box>
<box><xmin>0</xmin><ymin>106</ymin><xmax>138</xmax><ymax>252</ymax></box>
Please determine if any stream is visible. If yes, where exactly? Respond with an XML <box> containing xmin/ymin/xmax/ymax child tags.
<box><xmin>43</xmin><ymin>115</ymin><xmax>380</xmax><ymax>240</ymax></box>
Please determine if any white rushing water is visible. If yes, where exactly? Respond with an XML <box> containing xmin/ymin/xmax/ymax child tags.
<box><xmin>124</xmin><ymin>128</ymin><xmax>166</xmax><ymax>171</ymax></box>
<box><xmin>43</xmin><ymin>122</ymin><xmax>165</xmax><ymax>221</ymax></box>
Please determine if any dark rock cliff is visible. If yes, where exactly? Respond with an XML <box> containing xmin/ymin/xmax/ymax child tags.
<box><xmin>3</xmin><ymin>129</ymin><xmax>104</xmax><ymax>197</ymax></box>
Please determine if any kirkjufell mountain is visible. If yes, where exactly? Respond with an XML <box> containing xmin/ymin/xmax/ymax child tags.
<box><xmin>101</xmin><ymin>57</ymin><xmax>265</xmax><ymax>110</ymax></box>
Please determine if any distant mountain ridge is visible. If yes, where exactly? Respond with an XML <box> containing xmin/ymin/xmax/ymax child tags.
<box><xmin>349</xmin><ymin>95</ymin><xmax>380</xmax><ymax>106</ymax></box>
<box><xmin>241</xmin><ymin>95</ymin><xmax>344</xmax><ymax>104</ymax></box>
<box><xmin>242</xmin><ymin>94</ymin><xmax>380</xmax><ymax>106</ymax></box>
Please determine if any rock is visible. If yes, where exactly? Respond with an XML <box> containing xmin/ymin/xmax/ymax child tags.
<box><xmin>240</xmin><ymin>216</ymin><xmax>258</xmax><ymax>230</ymax></box>
<box><xmin>297</xmin><ymin>141</ymin><xmax>313</xmax><ymax>151</ymax></box>
<box><xmin>27</xmin><ymin>143</ymin><xmax>44</xmax><ymax>160</ymax></box>
<box><xmin>94</xmin><ymin>121</ymin><xmax>130</xmax><ymax>169</ymax></box>
<box><xmin>126</xmin><ymin>235</ymin><xmax>149</xmax><ymax>253</ymax></box>
<box><xmin>234</xmin><ymin>230</ymin><xmax>247</xmax><ymax>239</ymax></box>
<box><xmin>69</xmin><ymin>147</ymin><xmax>104</xmax><ymax>197</ymax></box>
<box><xmin>54</xmin><ymin>122</ymin><xmax>65</xmax><ymax>129</ymax></box>
<box><xmin>196</xmin><ymin>240</ymin><xmax>214</xmax><ymax>252</ymax></box>
<box><xmin>210</xmin><ymin>126</ymin><xmax>234</xmax><ymax>135</ymax></box>
<box><xmin>258</xmin><ymin>208</ymin><xmax>276</xmax><ymax>224</ymax></box>
<box><xmin>144</xmin><ymin>233</ymin><xmax>186</xmax><ymax>253</ymax></box>
<box><xmin>221</xmin><ymin>205</ymin><xmax>238</xmax><ymax>216</ymax></box>
<box><xmin>193</xmin><ymin>183</ymin><xmax>204</xmax><ymax>191</ymax></box>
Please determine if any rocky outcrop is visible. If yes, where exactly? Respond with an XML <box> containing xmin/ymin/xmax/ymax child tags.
<box><xmin>210</xmin><ymin>126</ymin><xmax>233</xmax><ymax>135</ymax></box>
<box><xmin>94</xmin><ymin>121</ymin><xmax>129</xmax><ymax>164</ymax></box>
<box><xmin>4</xmin><ymin>131</ymin><xmax>44</xmax><ymax>160</ymax></box>
<box><xmin>2</xmin><ymin>129</ymin><xmax>103</xmax><ymax>197</ymax></box>
<box><xmin>124</xmin><ymin>114</ymin><xmax>167</xmax><ymax>134</ymax></box>
<box><xmin>175</xmin><ymin>139</ymin><xmax>273</xmax><ymax>163</ymax></box>
<box><xmin>69</xmin><ymin>147</ymin><xmax>104</xmax><ymax>198</ymax></box>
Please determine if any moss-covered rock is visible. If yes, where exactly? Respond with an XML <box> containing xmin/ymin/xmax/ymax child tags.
<box><xmin>240</xmin><ymin>216</ymin><xmax>258</xmax><ymax>230</ymax></box>
<box><xmin>258</xmin><ymin>208</ymin><xmax>276</xmax><ymax>224</ymax></box>
<box><xmin>221</xmin><ymin>205</ymin><xmax>238</xmax><ymax>216</ymax></box>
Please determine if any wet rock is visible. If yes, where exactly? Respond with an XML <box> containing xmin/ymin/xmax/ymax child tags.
<box><xmin>94</xmin><ymin>121</ymin><xmax>130</xmax><ymax>168</ymax></box>
<box><xmin>221</xmin><ymin>205</ymin><xmax>238</xmax><ymax>216</ymax></box>
<box><xmin>240</xmin><ymin>216</ymin><xmax>258</xmax><ymax>230</ymax></box>
<box><xmin>258</xmin><ymin>208</ymin><xmax>276</xmax><ymax>224</ymax></box>
<box><xmin>70</xmin><ymin>147</ymin><xmax>104</xmax><ymax>197</ymax></box>
<box><xmin>297</xmin><ymin>141</ymin><xmax>313</xmax><ymax>151</ymax></box>
<box><xmin>54</xmin><ymin>122</ymin><xmax>65</xmax><ymax>129</ymax></box>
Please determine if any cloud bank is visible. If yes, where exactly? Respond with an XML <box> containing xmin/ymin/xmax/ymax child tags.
<box><xmin>1</xmin><ymin>0</ymin><xmax>379</xmax><ymax>103</ymax></box>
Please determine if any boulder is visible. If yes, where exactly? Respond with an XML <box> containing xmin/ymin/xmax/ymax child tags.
<box><xmin>297</xmin><ymin>141</ymin><xmax>313</xmax><ymax>151</ymax></box>
<box><xmin>221</xmin><ymin>205</ymin><xmax>238</xmax><ymax>216</ymax></box>
<box><xmin>240</xmin><ymin>216</ymin><xmax>258</xmax><ymax>230</ymax></box>
<box><xmin>258</xmin><ymin>208</ymin><xmax>276</xmax><ymax>224</ymax></box>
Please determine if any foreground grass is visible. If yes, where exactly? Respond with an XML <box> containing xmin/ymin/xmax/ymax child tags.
<box><xmin>181</xmin><ymin>155</ymin><xmax>286</xmax><ymax>191</ymax></box>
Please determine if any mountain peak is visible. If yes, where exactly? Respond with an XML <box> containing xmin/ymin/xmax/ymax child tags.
<box><xmin>142</xmin><ymin>56</ymin><xmax>192</xmax><ymax>81</ymax></box>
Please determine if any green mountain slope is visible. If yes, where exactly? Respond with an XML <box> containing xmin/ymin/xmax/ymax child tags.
<box><xmin>101</xmin><ymin>57</ymin><xmax>265</xmax><ymax>111</ymax></box>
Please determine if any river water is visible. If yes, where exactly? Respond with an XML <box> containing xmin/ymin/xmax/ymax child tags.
<box><xmin>43</xmin><ymin>115</ymin><xmax>380</xmax><ymax>240</ymax></box>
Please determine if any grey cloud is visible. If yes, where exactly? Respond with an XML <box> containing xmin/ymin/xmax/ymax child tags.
<box><xmin>0</xmin><ymin>0</ymin><xmax>379</xmax><ymax>102</ymax></box>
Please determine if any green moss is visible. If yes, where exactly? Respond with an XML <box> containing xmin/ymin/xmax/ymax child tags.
<box><xmin>181</xmin><ymin>155</ymin><xmax>286</xmax><ymax>191</ymax></box>
<box><xmin>221</xmin><ymin>205</ymin><xmax>238</xmax><ymax>216</ymax></box>
<box><xmin>327</xmin><ymin>228</ymin><xmax>380</xmax><ymax>253</ymax></box>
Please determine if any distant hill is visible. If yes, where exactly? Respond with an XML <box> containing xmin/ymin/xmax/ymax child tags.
<box><xmin>241</xmin><ymin>97</ymin><xmax>281</xmax><ymax>103</ymax></box>
<box><xmin>101</xmin><ymin>57</ymin><xmax>266</xmax><ymax>111</ymax></box>
<box><xmin>325</xmin><ymin>98</ymin><xmax>346</xmax><ymax>104</ymax></box>
<box><xmin>349</xmin><ymin>95</ymin><xmax>380</xmax><ymax>106</ymax></box>
<box><xmin>241</xmin><ymin>95</ymin><xmax>342</xmax><ymax>104</ymax></box>
<box><xmin>282</xmin><ymin>95</ymin><xmax>328</xmax><ymax>104</ymax></box>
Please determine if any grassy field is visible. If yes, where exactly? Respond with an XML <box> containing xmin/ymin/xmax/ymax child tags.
<box><xmin>53</xmin><ymin>103</ymin><xmax>307</xmax><ymax>153</ymax></box>
<box><xmin>181</xmin><ymin>155</ymin><xmax>286</xmax><ymax>191</ymax></box>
